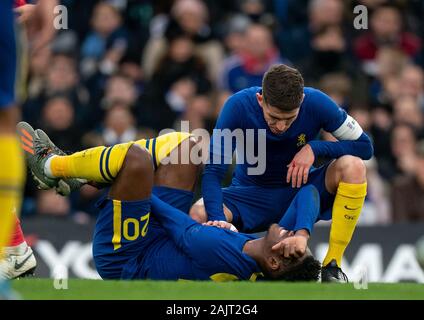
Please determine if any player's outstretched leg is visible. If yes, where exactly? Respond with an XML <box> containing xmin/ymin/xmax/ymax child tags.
<box><xmin>18</xmin><ymin>122</ymin><xmax>137</xmax><ymax>190</ymax></box>
<box><xmin>322</xmin><ymin>155</ymin><xmax>367</xmax><ymax>283</ymax></box>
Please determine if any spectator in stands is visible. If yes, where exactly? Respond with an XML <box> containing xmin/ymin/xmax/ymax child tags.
<box><xmin>25</xmin><ymin>47</ymin><xmax>51</xmax><ymax>100</ymax></box>
<box><xmin>237</xmin><ymin>0</ymin><xmax>276</xmax><ymax>27</ymax></box>
<box><xmin>82</xmin><ymin>103</ymin><xmax>149</xmax><ymax>148</ymax></box>
<box><xmin>141</xmin><ymin>76</ymin><xmax>198</xmax><ymax>132</ymax></box>
<box><xmin>398</xmin><ymin>64</ymin><xmax>424</xmax><ymax>111</ymax></box>
<box><xmin>317</xmin><ymin>73</ymin><xmax>352</xmax><ymax>108</ymax></box>
<box><xmin>393</xmin><ymin>96</ymin><xmax>424</xmax><ymax>133</ymax></box>
<box><xmin>220</xmin><ymin>23</ymin><xmax>287</xmax><ymax>93</ymax></box>
<box><xmin>102</xmin><ymin>73</ymin><xmax>138</xmax><ymax>110</ymax></box>
<box><xmin>387</xmin><ymin>123</ymin><xmax>418</xmax><ymax>179</ymax></box>
<box><xmin>391</xmin><ymin>141</ymin><xmax>424</xmax><ymax>222</ymax></box>
<box><xmin>221</xmin><ymin>14</ymin><xmax>251</xmax><ymax>57</ymax></box>
<box><xmin>141</xmin><ymin>32</ymin><xmax>211</xmax><ymax>131</ymax></box>
<box><xmin>279</xmin><ymin>0</ymin><xmax>345</xmax><ymax>64</ymax></box>
<box><xmin>118</xmin><ymin>55</ymin><xmax>145</xmax><ymax>96</ymax></box>
<box><xmin>80</xmin><ymin>2</ymin><xmax>129</xmax><ymax>78</ymax></box>
<box><xmin>24</xmin><ymin>53</ymin><xmax>90</xmax><ymax>129</ymax></box>
<box><xmin>39</xmin><ymin>96</ymin><xmax>83</xmax><ymax>152</ymax></box>
<box><xmin>301</xmin><ymin>25</ymin><xmax>356</xmax><ymax>84</ymax></box>
<box><xmin>143</xmin><ymin>0</ymin><xmax>224</xmax><ymax>83</ymax></box>
<box><xmin>369</xmin><ymin>47</ymin><xmax>409</xmax><ymax>105</ymax></box>
<box><xmin>89</xmin><ymin>73</ymin><xmax>139</xmax><ymax>130</ymax></box>
<box><xmin>354</xmin><ymin>4</ymin><xmax>421</xmax><ymax>75</ymax></box>
<box><xmin>148</xmin><ymin>34</ymin><xmax>211</xmax><ymax>96</ymax></box>
<box><xmin>174</xmin><ymin>94</ymin><xmax>213</xmax><ymax>132</ymax></box>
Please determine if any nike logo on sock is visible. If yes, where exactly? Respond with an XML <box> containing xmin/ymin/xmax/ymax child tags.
<box><xmin>344</xmin><ymin>205</ymin><xmax>360</xmax><ymax>211</ymax></box>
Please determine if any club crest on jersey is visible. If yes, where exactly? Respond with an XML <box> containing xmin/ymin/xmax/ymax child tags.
<box><xmin>297</xmin><ymin>133</ymin><xmax>306</xmax><ymax>147</ymax></box>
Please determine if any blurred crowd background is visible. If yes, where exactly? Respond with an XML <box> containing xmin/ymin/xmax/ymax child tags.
<box><xmin>18</xmin><ymin>0</ymin><xmax>424</xmax><ymax>225</ymax></box>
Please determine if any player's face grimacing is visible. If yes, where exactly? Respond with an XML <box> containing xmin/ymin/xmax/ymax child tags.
<box><xmin>256</xmin><ymin>93</ymin><xmax>300</xmax><ymax>134</ymax></box>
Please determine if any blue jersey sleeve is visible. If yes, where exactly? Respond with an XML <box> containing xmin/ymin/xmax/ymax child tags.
<box><xmin>307</xmin><ymin>89</ymin><xmax>374</xmax><ymax>160</ymax></box>
<box><xmin>0</xmin><ymin>1</ymin><xmax>16</xmax><ymax>108</ymax></box>
<box><xmin>151</xmin><ymin>194</ymin><xmax>257</xmax><ymax>279</ymax></box>
<box><xmin>308</xmin><ymin>133</ymin><xmax>374</xmax><ymax>160</ymax></box>
<box><xmin>202</xmin><ymin>94</ymin><xmax>242</xmax><ymax>221</ymax></box>
<box><xmin>278</xmin><ymin>185</ymin><xmax>320</xmax><ymax>234</ymax></box>
<box><xmin>151</xmin><ymin>194</ymin><xmax>198</xmax><ymax>253</ymax></box>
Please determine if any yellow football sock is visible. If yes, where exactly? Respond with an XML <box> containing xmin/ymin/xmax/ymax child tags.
<box><xmin>48</xmin><ymin>132</ymin><xmax>191</xmax><ymax>183</ymax></box>
<box><xmin>323</xmin><ymin>181</ymin><xmax>367</xmax><ymax>267</ymax></box>
<box><xmin>0</xmin><ymin>136</ymin><xmax>24</xmax><ymax>258</ymax></box>
<box><xmin>134</xmin><ymin>132</ymin><xmax>191</xmax><ymax>169</ymax></box>
<box><xmin>49</xmin><ymin>143</ymin><xmax>134</xmax><ymax>184</ymax></box>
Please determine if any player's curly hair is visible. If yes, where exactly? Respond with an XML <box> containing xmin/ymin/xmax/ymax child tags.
<box><xmin>278</xmin><ymin>255</ymin><xmax>322</xmax><ymax>282</ymax></box>
<box><xmin>262</xmin><ymin>64</ymin><xmax>304</xmax><ymax>111</ymax></box>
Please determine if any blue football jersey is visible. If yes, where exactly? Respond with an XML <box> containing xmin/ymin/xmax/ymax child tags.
<box><xmin>210</xmin><ymin>86</ymin><xmax>347</xmax><ymax>187</ymax></box>
<box><xmin>120</xmin><ymin>195</ymin><xmax>262</xmax><ymax>281</ymax></box>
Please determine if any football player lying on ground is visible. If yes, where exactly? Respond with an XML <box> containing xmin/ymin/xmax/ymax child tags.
<box><xmin>18</xmin><ymin>122</ymin><xmax>321</xmax><ymax>281</ymax></box>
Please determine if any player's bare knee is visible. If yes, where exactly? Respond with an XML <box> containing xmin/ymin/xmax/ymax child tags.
<box><xmin>337</xmin><ymin>155</ymin><xmax>367</xmax><ymax>182</ymax></box>
<box><xmin>124</xmin><ymin>145</ymin><xmax>153</xmax><ymax>177</ymax></box>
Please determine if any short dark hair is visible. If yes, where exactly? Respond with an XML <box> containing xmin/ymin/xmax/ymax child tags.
<box><xmin>277</xmin><ymin>255</ymin><xmax>321</xmax><ymax>282</ymax></box>
<box><xmin>262</xmin><ymin>64</ymin><xmax>304</xmax><ymax>111</ymax></box>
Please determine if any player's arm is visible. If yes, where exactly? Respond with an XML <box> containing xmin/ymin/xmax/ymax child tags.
<box><xmin>202</xmin><ymin>95</ymin><xmax>242</xmax><ymax>221</ymax></box>
<box><xmin>151</xmin><ymin>195</ymin><xmax>231</xmax><ymax>259</ymax></box>
<box><xmin>287</xmin><ymin>89</ymin><xmax>373</xmax><ymax>188</ymax></box>
<box><xmin>278</xmin><ymin>185</ymin><xmax>320</xmax><ymax>235</ymax></box>
<box><xmin>274</xmin><ymin>185</ymin><xmax>320</xmax><ymax>258</ymax></box>
<box><xmin>151</xmin><ymin>194</ymin><xmax>199</xmax><ymax>252</ymax></box>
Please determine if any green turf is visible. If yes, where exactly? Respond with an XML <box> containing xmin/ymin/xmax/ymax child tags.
<box><xmin>11</xmin><ymin>279</ymin><xmax>424</xmax><ymax>300</ymax></box>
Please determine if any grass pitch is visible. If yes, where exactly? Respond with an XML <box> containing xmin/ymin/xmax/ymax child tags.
<box><xmin>12</xmin><ymin>279</ymin><xmax>424</xmax><ymax>300</ymax></box>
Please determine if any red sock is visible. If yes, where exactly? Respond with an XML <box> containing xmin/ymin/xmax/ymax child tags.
<box><xmin>9</xmin><ymin>217</ymin><xmax>25</xmax><ymax>247</ymax></box>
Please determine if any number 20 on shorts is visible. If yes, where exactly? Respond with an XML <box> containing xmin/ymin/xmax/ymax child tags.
<box><xmin>112</xmin><ymin>200</ymin><xmax>150</xmax><ymax>250</ymax></box>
